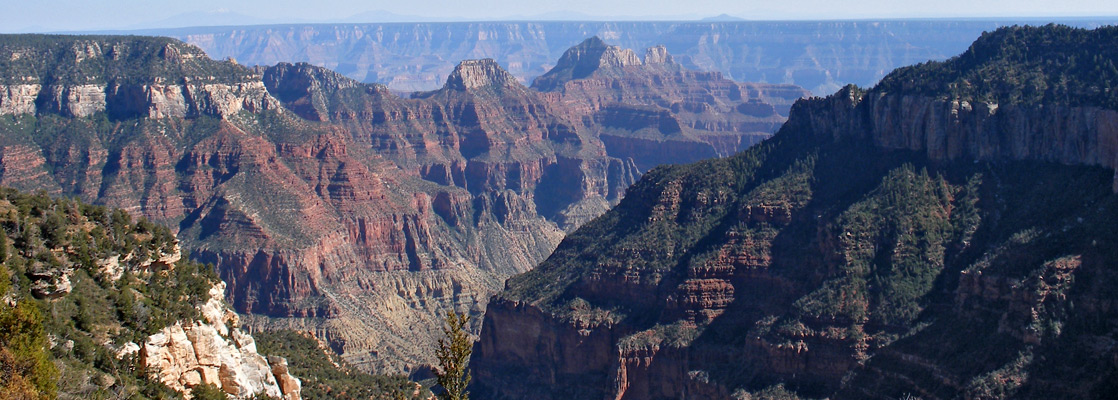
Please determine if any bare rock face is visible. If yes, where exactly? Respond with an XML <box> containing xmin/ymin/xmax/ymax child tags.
<box><xmin>0</xmin><ymin>37</ymin><xmax>279</xmax><ymax>120</ymax></box>
<box><xmin>643</xmin><ymin>45</ymin><xmax>674</xmax><ymax>64</ymax></box>
<box><xmin>141</xmin><ymin>282</ymin><xmax>301</xmax><ymax>399</ymax></box>
<box><xmin>28</xmin><ymin>267</ymin><xmax>73</xmax><ymax>299</ymax></box>
<box><xmin>531</xmin><ymin>36</ymin><xmax>642</xmax><ymax>91</ymax></box>
<box><xmin>267</xmin><ymin>356</ymin><xmax>303</xmax><ymax>400</ymax></box>
<box><xmin>0</xmin><ymin>83</ymin><xmax>40</xmax><ymax>115</ymax></box>
<box><xmin>532</xmin><ymin>38</ymin><xmax>809</xmax><ymax>171</ymax></box>
<box><xmin>793</xmin><ymin>86</ymin><xmax>1118</xmax><ymax>191</ymax></box>
<box><xmin>442</xmin><ymin>59</ymin><xmax>522</xmax><ymax>91</ymax></box>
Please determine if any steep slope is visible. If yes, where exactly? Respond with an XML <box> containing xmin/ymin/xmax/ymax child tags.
<box><xmin>150</xmin><ymin>20</ymin><xmax>1118</xmax><ymax>94</ymax></box>
<box><xmin>0</xmin><ymin>34</ymin><xmax>804</xmax><ymax>374</ymax></box>
<box><xmin>473</xmin><ymin>25</ymin><xmax>1118</xmax><ymax>399</ymax></box>
<box><xmin>534</xmin><ymin>37</ymin><xmax>805</xmax><ymax>171</ymax></box>
<box><xmin>0</xmin><ymin>188</ymin><xmax>302</xmax><ymax>399</ymax></box>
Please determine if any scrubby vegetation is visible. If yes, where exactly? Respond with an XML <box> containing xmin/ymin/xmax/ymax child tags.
<box><xmin>877</xmin><ymin>25</ymin><xmax>1118</xmax><ymax>109</ymax></box>
<box><xmin>0</xmin><ymin>188</ymin><xmax>221</xmax><ymax>398</ymax></box>
<box><xmin>254</xmin><ymin>330</ymin><xmax>431</xmax><ymax>400</ymax></box>
<box><xmin>0</xmin><ymin>34</ymin><xmax>255</xmax><ymax>85</ymax></box>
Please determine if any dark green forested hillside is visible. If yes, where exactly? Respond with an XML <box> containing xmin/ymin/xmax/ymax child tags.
<box><xmin>877</xmin><ymin>24</ymin><xmax>1118</xmax><ymax>109</ymax></box>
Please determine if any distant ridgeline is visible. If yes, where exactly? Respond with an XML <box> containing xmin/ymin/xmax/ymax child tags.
<box><xmin>472</xmin><ymin>25</ymin><xmax>1118</xmax><ymax>399</ymax></box>
<box><xmin>144</xmin><ymin>19</ymin><xmax>1118</xmax><ymax>94</ymax></box>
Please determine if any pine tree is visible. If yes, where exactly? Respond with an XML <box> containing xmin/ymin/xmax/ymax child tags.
<box><xmin>433</xmin><ymin>311</ymin><xmax>472</xmax><ymax>400</ymax></box>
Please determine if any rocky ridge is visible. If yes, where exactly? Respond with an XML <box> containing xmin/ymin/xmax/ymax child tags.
<box><xmin>0</xmin><ymin>34</ymin><xmax>806</xmax><ymax>374</ymax></box>
<box><xmin>473</xmin><ymin>25</ymin><xmax>1118</xmax><ymax>399</ymax></box>
<box><xmin>151</xmin><ymin>20</ymin><xmax>1118</xmax><ymax>94</ymax></box>
<box><xmin>535</xmin><ymin>37</ymin><xmax>807</xmax><ymax>170</ymax></box>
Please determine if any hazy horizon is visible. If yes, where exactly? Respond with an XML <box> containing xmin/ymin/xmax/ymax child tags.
<box><xmin>3</xmin><ymin>0</ymin><xmax>1118</xmax><ymax>33</ymax></box>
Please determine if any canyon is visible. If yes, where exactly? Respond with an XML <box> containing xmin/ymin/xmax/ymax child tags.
<box><xmin>473</xmin><ymin>25</ymin><xmax>1118</xmax><ymax>399</ymax></box>
<box><xmin>0</xmin><ymin>33</ymin><xmax>806</xmax><ymax>374</ymax></box>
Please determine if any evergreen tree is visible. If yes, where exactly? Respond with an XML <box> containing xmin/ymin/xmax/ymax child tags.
<box><xmin>432</xmin><ymin>312</ymin><xmax>472</xmax><ymax>400</ymax></box>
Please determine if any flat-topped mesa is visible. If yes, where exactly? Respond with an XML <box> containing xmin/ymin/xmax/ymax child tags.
<box><xmin>0</xmin><ymin>35</ymin><xmax>276</xmax><ymax>119</ymax></box>
<box><xmin>643</xmin><ymin>45</ymin><xmax>674</xmax><ymax>65</ymax></box>
<box><xmin>442</xmin><ymin>58</ymin><xmax>523</xmax><ymax>92</ymax></box>
<box><xmin>531</xmin><ymin>36</ymin><xmax>643</xmax><ymax>91</ymax></box>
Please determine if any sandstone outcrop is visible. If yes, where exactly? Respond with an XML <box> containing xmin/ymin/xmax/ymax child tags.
<box><xmin>794</xmin><ymin>86</ymin><xmax>1118</xmax><ymax>191</ymax></box>
<box><xmin>0</xmin><ymin>187</ymin><xmax>304</xmax><ymax>400</ymax></box>
<box><xmin>442</xmin><ymin>59</ymin><xmax>523</xmax><ymax>91</ymax></box>
<box><xmin>0</xmin><ymin>36</ymin><xmax>279</xmax><ymax>120</ymax></box>
<box><xmin>141</xmin><ymin>282</ymin><xmax>302</xmax><ymax>399</ymax></box>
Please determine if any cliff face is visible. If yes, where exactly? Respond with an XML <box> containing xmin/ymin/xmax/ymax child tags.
<box><xmin>474</xmin><ymin>25</ymin><xmax>1118</xmax><ymax>399</ymax></box>
<box><xmin>533</xmin><ymin>37</ymin><xmax>808</xmax><ymax>171</ymax></box>
<box><xmin>790</xmin><ymin>88</ymin><xmax>1118</xmax><ymax>191</ymax></box>
<box><xmin>141</xmin><ymin>282</ymin><xmax>302</xmax><ymax>399</ymax></box>
<box><xmin>0</xmin><ymin>34</ymin><xmax>804</xmax><ymax>374</ymax></box>
<box><xmin>0</xmin><ymin>36</ymin><xmax>278</xmax><ymax>119</ymax></box>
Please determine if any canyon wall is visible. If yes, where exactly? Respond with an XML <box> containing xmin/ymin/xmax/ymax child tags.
<box><xmin>473</xmin><ymin>25</ymin><xmax>1118</xmax><ymax>399</ymax></box>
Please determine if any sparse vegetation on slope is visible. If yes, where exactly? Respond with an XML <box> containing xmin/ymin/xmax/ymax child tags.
<box><xmin>254</xmin><ymin>330</ymin><xmax>431</xmax><ymax>400</ymax></box>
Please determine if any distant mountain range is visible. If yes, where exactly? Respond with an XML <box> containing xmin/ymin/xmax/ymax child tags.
<box><xmin>131</xmin><ymin>19</ymin><xmax>1118</xmax><ymax>95</ymax></box>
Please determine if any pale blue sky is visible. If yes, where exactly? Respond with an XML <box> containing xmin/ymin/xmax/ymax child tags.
<box><xmin>3</xmin><ymin>0</ymin><xmax>1117</xmax><ymax>33</ymax></box>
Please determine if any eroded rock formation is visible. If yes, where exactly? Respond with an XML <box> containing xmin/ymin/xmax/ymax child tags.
<box><xmin>0</xmin><ymin>34</ymin><xmax>805</xmax><ymax>374</ymax></box>
<box><xmin>141</xmin><ymin>282</ymin><xmax>302</xmax><ymax>400</ymax></box>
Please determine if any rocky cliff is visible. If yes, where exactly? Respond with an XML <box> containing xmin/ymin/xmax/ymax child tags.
<box><xmin>473</xmin><ymin>25</ymin><xmax>1118</xmax><ymax>399</ymax></box>
<box><xmin>0</xmin><ymin>188</ymin><xmax>300</xmax><ymax>399</ymax></box>
<box><xmin>0</xmin><ymin>36</ymin><xmax>278</xmax><ymax>119</ymax></box>
<box><xmin>141</xmin><ymin>282</ymin><xmax>302</xmax><ymax>399</ymax></box>
<box><xmin>0</xmin><ymin>34</ymin><xmax>804</xmax><ymax>375</ymax></box>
